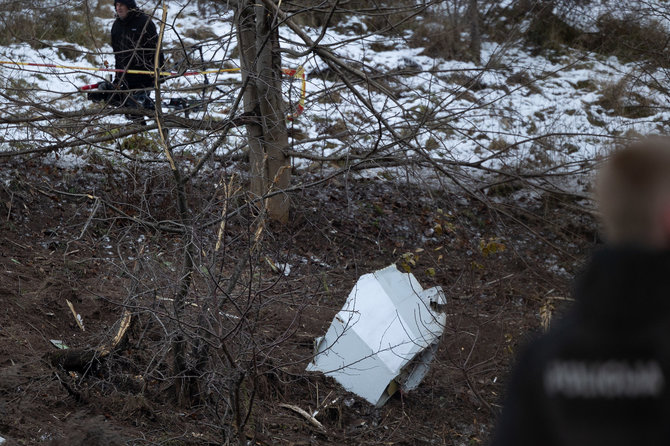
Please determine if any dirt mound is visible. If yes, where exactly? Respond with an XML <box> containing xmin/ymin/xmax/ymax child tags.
<box><xmin>0</xmin><ymin>157</ymin><xmax>594</xmax><ymax>444</ymax></box>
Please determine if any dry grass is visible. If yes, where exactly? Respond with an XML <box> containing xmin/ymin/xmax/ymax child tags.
<box><xmin>522</xmin><ymin>7</ymin><xmax>670</xmax><ymax>68</ymax></box>
<box><xmin>0</xmin><ymin>3</ymin><xmax>105</xmax><ymax>49</ymax></box>
<box><xmin>595</xmin><ymin>76</ymin><xmax>658</xmax><ymax>119</ymax></box>
<box><xmin>585</xmin><ymin>15</ymin><xmax>670</xmax><ymax>66</ymax></box>
<box><xmin>183</xmin><ymin>26</ymin><xmax>218</xmax><ymax>41</ymax></box>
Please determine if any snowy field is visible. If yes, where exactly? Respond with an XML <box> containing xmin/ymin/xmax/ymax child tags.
<box><xmin>0</xmin><ymin>0</ymin><xmax>668</xmax><ymax>188</ymax></box>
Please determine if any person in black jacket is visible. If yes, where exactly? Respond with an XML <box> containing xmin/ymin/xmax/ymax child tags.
<box><xmin>111</xmin><ymin>0</ymin><xmax>163</xmax><ymax>92</ymax></box>
<box><xmin>490</xmin><ymin>137</ymin><xmax>670</xmax><ymax>446</ymax></box>
<box><xmin>89</xmin><ymin>0</ymin><xmax>163</xmax><ymax>122</ymax></box>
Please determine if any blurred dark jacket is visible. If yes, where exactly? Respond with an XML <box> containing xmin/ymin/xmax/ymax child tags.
<box><xmin>491</xmin><ymin>246</ymin><xmax>670</xmax><ymax>446</ymax></box>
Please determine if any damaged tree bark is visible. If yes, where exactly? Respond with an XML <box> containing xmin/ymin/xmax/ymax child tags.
<box><xmin>48</xmin><ymin>309</ymin><xmax>132</xmax><ymax>374</ymax></box>
<box><xmin>237</xmin><ymin>0</ymin><xmax>291</xmax><ymax>223</ymax></box>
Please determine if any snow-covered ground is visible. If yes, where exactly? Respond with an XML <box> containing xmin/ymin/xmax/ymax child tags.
<box><xmin>1</xmin><ymin>0</ymin><xmax>668</xmax><ymax>191</ymax></box>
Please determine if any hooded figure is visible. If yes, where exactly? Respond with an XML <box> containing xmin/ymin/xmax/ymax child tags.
<box><xmin>114</xmin><ymin>0</ymin><xmax>137</xmax><ymax>9</ymax></box>
<box><xmin>111</xmin><ymin>0</ymin><xmax>163</xmax><ymax>91</ymax></box>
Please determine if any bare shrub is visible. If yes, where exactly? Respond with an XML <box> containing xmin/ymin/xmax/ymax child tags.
<box><xmin>525</xmin><ymin>4</ymin><xmax>580</xmax><ymax>51</ymax></box>
<box><xmin>596</xmin><ymin>76</ymin><xmax>657</xmax><ymax>119</ymax></box>
<box><xmin>584</xmin><ymin>14</ymin><xmax>670</xmax><ymax>66</ymax></box>
<box><xmin>183</xmin><ymin>26</ymin><xmax>218</xmax><ymax>41</ymax></box>
<box><xmin>408</xmin><ymin>19</ymin><xmax>470</xmax><ymax>59</ymax></box>
<box><xmin>448</xmin><ymin>72</ymin><xmax>488</xmax><ymax>91</ymax></box>
<box><xmin>0</xmin><ymin>1</ymin><xmax>105</xmax><ymax>48</ymax></box>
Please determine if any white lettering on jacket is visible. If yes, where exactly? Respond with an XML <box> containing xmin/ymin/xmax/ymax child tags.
<box><xmin>543</xmin><ymin>360</ymin><xmax>664</xmax><ymax>398</ymax></box>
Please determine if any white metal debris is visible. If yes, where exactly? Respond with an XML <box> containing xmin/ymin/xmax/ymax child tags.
<box><xmin>49</xmin><ymin>340</ymin><xmax>69</xmax><ymax>349</ymax></box>
<box><xmin>306</xmin><ymin>264</ymin><xmax>446</xmax><ymax>407</ymax></box>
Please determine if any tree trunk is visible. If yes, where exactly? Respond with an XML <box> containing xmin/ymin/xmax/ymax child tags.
<box><xmin>468</xmin><ymin>0</ymin><xmax>480</xmax><ymax>65</ymax></box>
<box><xmin>237</xmin><ymin>0</ymin><xmax>291</xmax><ymax>223</ymax></box>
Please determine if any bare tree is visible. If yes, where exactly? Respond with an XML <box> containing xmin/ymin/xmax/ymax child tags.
<box><xmin>237</xmin><ymin>0</ymin><xmax>291</xmax><ymax>223</ymax></box>
<box><xmin>468</xmin><ymin>0</ymin><xmax>481</xmax><ymax>64</ymax></box>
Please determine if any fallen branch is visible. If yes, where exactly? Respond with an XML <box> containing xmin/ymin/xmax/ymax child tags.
<box><xmin>279</xmin><ymin>403</ymin><xmax>327</xmax><ymax>433</ymax></box>
<box><xmin>65</xmin><ymin>299</ymin><xmax>85</xmax><ymax>332</ymax></box>
<box><xmin>0</xmin><ymin>111</ymin><xmax>256</xmax><ymax>158</ymax></box>
<box><xmin>48</xmin><ymin>309</ymin><xmax>132</xmax><ymax>373</ymax></box>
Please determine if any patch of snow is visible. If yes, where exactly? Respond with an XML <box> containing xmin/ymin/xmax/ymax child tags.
<box><xmin>0</xmin><ymin>1</ymin><xmax>668</xmax><ymax>193</ymax></box>
<box><xmin>275</xmin><ymin>263</ymin><xmax>292</xmax><ymax>276</ymax></box>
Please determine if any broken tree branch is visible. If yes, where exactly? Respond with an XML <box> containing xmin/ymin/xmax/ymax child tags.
<box><xmin>279</xmin><ymin>403</ymin><xmax>327</xmax><ymax>433</ymax></box>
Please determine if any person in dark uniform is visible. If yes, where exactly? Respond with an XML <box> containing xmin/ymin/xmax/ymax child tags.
<box><xmin>490</xmin><ymin>137</ymin><xmax>670</xmax><ymax>446</ymax></box>
<box><xmin>89</xmin><ymin>0</ymin><xmax>164</xmax><ymax>123</ymax></box>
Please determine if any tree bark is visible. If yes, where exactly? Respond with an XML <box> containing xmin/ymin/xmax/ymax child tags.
<box><xmin>255</xmin><ymin>3</ymin><xmax>291</xmax><ymax>223</ymax></box>
<box><xmin>238</xmin><ymin>1</ymin><xmax>265</xmax><ymax>200</ymax></box>
<box><xmin>237</xmin><ymin>0</ymin><xmax>291</xmax><ymax>223</ymax></box>
<box><xmin>468</xmin><ymin>0</ymin><xmax>480</xmax><ymax>64</ymax></box>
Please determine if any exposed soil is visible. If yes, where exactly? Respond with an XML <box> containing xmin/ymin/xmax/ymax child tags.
<box><xmin>0</xmin><ymin>155</ymin><xmax>597</xmax><ymax>445</ymax></box>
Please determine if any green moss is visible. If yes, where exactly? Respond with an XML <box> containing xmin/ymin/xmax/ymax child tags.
<box><xmin>119</xmin><ymin>133</ymin><xmax>161</xmax><ymax>154</ymax></box>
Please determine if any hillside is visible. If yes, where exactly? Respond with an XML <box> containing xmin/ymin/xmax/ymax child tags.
<box><xmin>0</xmin><ymin>1</ymin><xmax>668</xmax><ymax>444</ymax></box>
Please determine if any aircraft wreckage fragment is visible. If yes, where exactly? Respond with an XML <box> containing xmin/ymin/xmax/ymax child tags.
<box><xmin>306</xmin><ymin>264</ymin><xmax>447</xmax><ymax>407</ymax></box>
